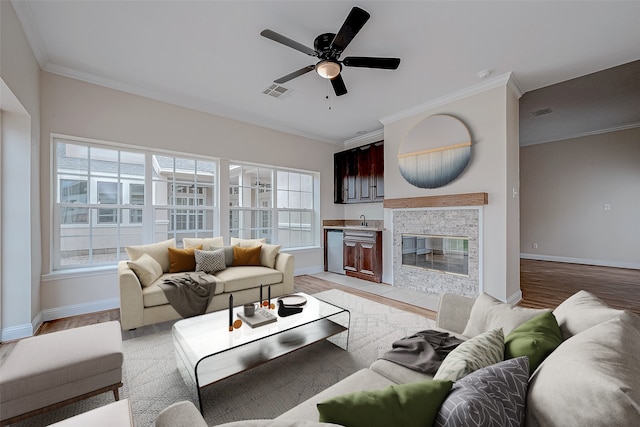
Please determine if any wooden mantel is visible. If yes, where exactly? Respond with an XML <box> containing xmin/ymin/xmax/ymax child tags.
<box><xmin>383</xmin><ymin>192</ymin><xmax>488</xmax><ymax>209</ymax></box>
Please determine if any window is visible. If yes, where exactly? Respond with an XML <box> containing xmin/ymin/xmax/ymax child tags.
<box><xmin>229</xmin><ymin>164</ymin><xmax>273</xmax><ymax>241</ymax></box>
<box><xmin>152</xmin><ymin>155</ymin><xmax>216</xmax><ymax>245</ymax></box>
<box><xmin>229</xmin><ymin>163</ymin><xmax>316</xmax><ymax>248</ymax></box>
<box><xmin>277</xmin><ymin>171</ymin><xmax>314</xmax><ymax>247</ymax></box>
<box><xmin>53</xmin><ymin>135</ymin><xmax>318</xmax><ymax>270</ymax></box>
<box><xmin>54</xmin><ymin>138</ymin><xmax>217</xmax><ymax>270</ymax></box>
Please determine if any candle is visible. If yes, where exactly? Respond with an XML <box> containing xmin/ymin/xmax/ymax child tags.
<box><xmin>228</xmin><ymin>294</ymin><xmax>233</xmax><ymax>332</ymax></box>
<box><xmin>260</xmin><ymin>284</ymin><xmax>263</xmax><ymax>305</ymax></box>
<box><xmin>268</xmin><ymin>285</ymin><xmax>271</xmax><ymax>307</ymax></box>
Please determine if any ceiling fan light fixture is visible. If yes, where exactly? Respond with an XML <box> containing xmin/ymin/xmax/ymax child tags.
<box><xmin>315</xmin><ymin>60</ymin><xmax>341</xmax><ymax>79</ymax></box>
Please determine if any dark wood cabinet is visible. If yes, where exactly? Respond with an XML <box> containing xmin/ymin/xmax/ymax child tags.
<box><xmin>343</xmin><ymin>229</ymin><xmax>382</xmax><ymax>283</ymax></box>
<box><xmin>334</xmin><ymin>141</ymin><xmax>384</xmax><ymax>204</ymax></box>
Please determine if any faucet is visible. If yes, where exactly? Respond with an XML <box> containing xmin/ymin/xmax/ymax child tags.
<box><xmin>360</xmin><ymin>214</ymin><xmax>367</xmax><ymax>226</ymax></box>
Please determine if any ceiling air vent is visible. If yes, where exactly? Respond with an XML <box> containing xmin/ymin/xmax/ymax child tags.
<box><xmin>532</xmin><ymin>107</ymin><xmax>553</xmax><ymax>117</ymax></box>
<box><xmin>262</xmin><ymin>84</ymin><xmax>294</xmax><ymax>100</ymax></box>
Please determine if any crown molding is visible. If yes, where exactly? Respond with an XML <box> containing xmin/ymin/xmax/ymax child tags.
<box><xmin>380</xmin><ymin>72</ymin><xmax>519</xmax><ymax>125</ymax></box>
<box><xmin>343</xmin><ymin>129</ymin><xmax>384</xmax><ymax>147</ymax></box>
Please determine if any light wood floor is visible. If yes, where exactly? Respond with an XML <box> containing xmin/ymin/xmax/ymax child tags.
<box><xmin>4</xmin><ymin>259</ymin><xmax>640</xmax><ymax>344</ymax></box>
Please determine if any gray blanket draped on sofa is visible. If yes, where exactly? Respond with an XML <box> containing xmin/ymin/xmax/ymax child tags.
<box><xmin>159</xmin><ymin>272</ymin><xmax>217</xmax><ymax>318</ymax></box>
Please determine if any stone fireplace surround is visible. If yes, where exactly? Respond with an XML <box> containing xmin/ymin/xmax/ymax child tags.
<box><xmin>384</xmin><ymin>193</ymin><xmax>487</xmax><ymax>299</ymax></box>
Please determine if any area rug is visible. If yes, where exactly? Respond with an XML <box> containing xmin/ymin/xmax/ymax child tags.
<box><xmin>11</xmin><ymin>289</ymin><xmax>435</xmax><ymax>426</ymax></box>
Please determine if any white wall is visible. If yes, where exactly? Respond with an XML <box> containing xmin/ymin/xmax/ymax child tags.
<box><xmin>39</xmin><ymin>72</ymin><xmax>341</xmax><ymax>318</ymax></box>
<box><xmin>381</xmin><ymin>80</ymin><xmax>521</xmax><ymax>302</ymax></box>
<box><xmin>520</xmin><ymin>127</ymin><xmax>640</xmax><ymax>268</ymax></box>
<box><xmin>1</xmin><ymin>1</ymin><xmax>42</xmax><ymax>340</ymax></box>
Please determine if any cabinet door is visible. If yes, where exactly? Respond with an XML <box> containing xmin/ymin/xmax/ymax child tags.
<box><xmin>343</xmin><ymin>240</ymin><xmax>358</xmax><ymax>272</ymax></box>
<box><xmin>345</xmin><ymin>150</ymin><xmax>358</xmax><ymax>203</ymax></box>
<box><xmin>334</xmin><ymin>152</ymin><xmax>346</xmax><ymax>203</ymax></box>
<box><xmin>357</xmin><ymin>145</ymin><xmax>373</xmax><ymax>202</ymax></box>
<box><xmin>371</xmin><ymin>142</ymin><xmax>384</xmax><ymax>200</ymax></box>
<box><xmin>358</xmin><ymin>241</ymin><xmax>377</xmax><ymax>276</ymax></box>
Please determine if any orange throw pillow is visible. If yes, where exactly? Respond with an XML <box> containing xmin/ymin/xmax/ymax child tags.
<box><xmin>232</xmin><ymin>245</ymin><xmax>262</xmax><ymax>266</ymax></box>
<box><xmin>168</xmin><ymin>245</ymin><xmax>202</xmax><ymax>273</ymax></box>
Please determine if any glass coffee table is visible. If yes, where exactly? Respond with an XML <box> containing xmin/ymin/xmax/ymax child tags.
<box><xmin>172</xmin><ymin>292</ymin><xmax>350</xmax><ymax>412</ymax></box>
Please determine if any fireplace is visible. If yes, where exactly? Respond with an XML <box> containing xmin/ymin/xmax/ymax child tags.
<box><xmin>401</xmin><ymin>234</ymin><xmax>469</xmax><ymax>276</ymax></box>
<box><xmin>392</xmin><ymin>207</ymin><xmax>481</xmax><ymax>298</ymax></box>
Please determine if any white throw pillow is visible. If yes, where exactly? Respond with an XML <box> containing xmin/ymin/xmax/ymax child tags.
<box><xmin>125</xmin><ymin>238</ymin><xmax>176</xmax><ymax>273</ymax></box>
<box><xmin>526</xmin><ymin>312</ymin><xmax>640</xmax><ymax>427</ymax></box>
<box><xmin>552</xmin><ymin>290</ymin><xmax>628</xmax><ymax>339</ymax></box>
<box><xmin>183</xmin><ymin>237</ymin><xmax>224</xmax><ymax>250</ymax></box>
<box><xmin>230</xmin><ymin>237</ymin><xmax>266</xmax><ymax>247</ymax></box>
<box><xmin>260</xmin><ymin>243</ymin><xmax>281</xmax><ymax>269</ymax></box>
<box><xmin>127</xmin><ymin>253</ymin><xmax>163</xmax><ymax>287</ymax></box>
<box><xmin>433</xmin><ymin>328</ymin><xmax>504</xmax><ymax>382</ymax></box>
<box><xmin>462</xmin><ymin>293</ymin><xmax>549</xmax><ymax>338</ymax></box>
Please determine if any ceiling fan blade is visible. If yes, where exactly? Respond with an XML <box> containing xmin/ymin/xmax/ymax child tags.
<box><xmin>331</xmin><ymin>74</ymin><xmax>348</xmax><ymax>96</ymax></box>
<box><xmin>261</xmin><ymin>29</ymin><xmax>317</xmax><ymax>57</ymax></box>
<box><xmin>274</xmin><ymin>65</ymin><xmax>315</xmax><ymax>84</ymax></box>
<box><xmin>330</xmin><ymin>7</ymin><xmax>370</xmax><ymax>55</ymax></box>
<box><xmin>343</xmin><ymin>57</ymin><xmax>401</xmax><ymax>69</ymax></box>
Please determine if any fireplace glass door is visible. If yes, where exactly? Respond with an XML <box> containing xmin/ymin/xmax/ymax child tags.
<box><xmin>401</xmin><ymin>234</ymin><xmax>468</xmax><ymax>275</ymax></box>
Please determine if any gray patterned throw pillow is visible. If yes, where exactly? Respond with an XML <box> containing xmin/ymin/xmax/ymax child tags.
<box><xmin>435</xmin><ymin>356</ymin><xmax>530</xmax><ymax>427</ymax></box>
<box><xmin>194</xmin><ymin>248</ymin><xmax>226</xmax><ymax>273</ymax></box>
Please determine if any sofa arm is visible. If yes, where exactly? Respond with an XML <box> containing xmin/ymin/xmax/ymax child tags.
<box><xmin>436</xmin><ymin>293</ymin><xmax>476</xmax><ymax>334</ymax></box>
<box><xmin>274</xmin><ymin>252</ymin><xmax>294</xmax><ymax>294</ymax></box>
<box><xmin>156</xmin><ymin>401</ymin><xmax>207</xmax><ymax>427</ymax></box>
<box><xmin>118</xmin><ymin>261</ymin><xmax>144</xmax><ymax>330</ymax></box>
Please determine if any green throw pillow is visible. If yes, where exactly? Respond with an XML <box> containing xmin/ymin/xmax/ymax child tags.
<box><xmin>317</xmin><ymin>380</ymin><xmax>453</xmax><ymax>427</ymax></box>
<box><xmin>505</xmin><ymin>311</ymin><xmax>564</xmax><ymax>374</ymax></box>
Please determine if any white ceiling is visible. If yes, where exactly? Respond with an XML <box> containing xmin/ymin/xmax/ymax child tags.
<box><xmin>12</xmin><ymin>1</ymin><xmax>640</xmax><ymax>145</ymax></box>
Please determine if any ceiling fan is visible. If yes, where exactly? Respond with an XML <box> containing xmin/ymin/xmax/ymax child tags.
<box><xmin>260</xmin><ymin>6</ymin><xmax>400</xmax><ymax>96</ymax></box>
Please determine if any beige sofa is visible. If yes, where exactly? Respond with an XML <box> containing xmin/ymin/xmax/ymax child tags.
<box><xmin>118</xmin><ymin>238</ymin><xmax>294</xmax><ymax>330</ymax></box>
<box><xmin>156</xmin><ymin>290</ymin><xmax>640</xmax><ymax>426</ymax></box>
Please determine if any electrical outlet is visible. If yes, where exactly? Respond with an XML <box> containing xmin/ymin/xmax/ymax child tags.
<box><xmin>532</xmin><ymin>243</ymin><xmax>538</xmax><ymax>249</ymax></box>
<box><xmin>604</xmin><ymin>203</ymin><xmax>611</xmax><ymax>211</ymax></box>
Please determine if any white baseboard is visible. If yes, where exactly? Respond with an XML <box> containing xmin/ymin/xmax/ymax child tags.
<box><xmin>295</xmin><ymin>265</ymin><xmax>324</xmax><ymax>276</ymax></box>
<box><xmin>41</xmin><ymin>298</ymin><xmax>120</xmax><ymax>322</ymax></box>
<box><xmin>1</xmin><ymin>322</ymin><xmax>35</xmax><ymax>341</ymax></box>
<box><xmin>507</xmin><ymin>290</ymin><xmax>523</xmax><ymax>305</ymax></box>
<box><xmin>521</xmin><ymin>253</ymin><xmax>640</xmax><ymax>270</ymax></box>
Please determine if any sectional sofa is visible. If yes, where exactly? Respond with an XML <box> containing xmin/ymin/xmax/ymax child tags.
<box><xmin>118</xmin><ymin>237</ymin><xmax>294</xmax><ymax>330</ymax></box>
<box><xmin>155</xmin><ymin>290</ymin><xmax>640</xmax><ymax>426</ymax></box>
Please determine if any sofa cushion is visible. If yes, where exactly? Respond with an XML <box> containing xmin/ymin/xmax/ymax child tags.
<box><xmin>435</xmin><ymin>357</ymin><xmax>529</xmax><ymax>427</ymax></box>
<box><xmin>462</xmin><ymin>293</ymin><xmax>549</xmax><ymax>338</ymax></box>
<box><xmin>276</xmin><ymin>369</ymin><xmax>396</xmax><ymax>422</ymax></box>
<box><xmin>369</xmin><ymin>359</ymin><xmax>435</xmax><ymax>384</ymax></box>
<box><xmin>142</xmin><ymin>273</ymin><xmax>225</xmax><ymax>307</ymax></box>
<box><xmin>317</xmin><ymin>380</ymin><xmax>453</xmax><ymax>427</ymax></box>
<box><xmin>216</xmin><ymin>266</ymin><xmax>283</xmax><ymax>293</ymax></box>
<box><xmin>125</xmin><ymin>238</ymin><xmax>176</xmax><ymax>273</ymax></box>
<box><xmin>526</xmin><ymin>312</ymin><xmax>640</xmax><ymax>427</ymax></box>
<box><xmin>231</xmin><ymin>237</ymin><xmax>266</xmax><ymax>247</ymax></box>
<box><xmin>504</xmin><ymin>311</ymin><xmax>563</xmax><ymax>374</ymax></box>
<box><xmin>552</xmin><ymin>290</ymin><xmax>628</xmax><ymax>339</ymax></box>
<box><xmin>232</xmin><ymin>246</ymin><xmax>262</xmax><ymax>266</ymax></box>
<box><xmin>183</xmin><ymin>237</ymin><xmax>224</xmax><ymax>250</ymax></box>
<box><xmin>434</xmin><ymin>328</ymin><xmax>504</xmax><ymax>382</ymax></box>
<box><xmin>127</xmin><ymin>253</ymin><xmax>163</xmax><ymax>287</ymax></box>
<box><xmin>194</xmin><ymin>248</ymin><xmax>226</xmax><ymax>273</ymax></box>
<box><xmin>168</xmin><ymin>246</ymin><xmax>201</xmax><ymax>273</ymax></box>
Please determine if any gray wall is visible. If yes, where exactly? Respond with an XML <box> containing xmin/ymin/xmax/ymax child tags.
<box><xmin>520</xmin><ymin>126</ymin><xmax>640</xmax><ymax>268</ymax></box>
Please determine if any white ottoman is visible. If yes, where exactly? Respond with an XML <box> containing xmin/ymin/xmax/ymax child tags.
<box><xmin>0</xmin><ymin>321</ymin><xmax>123</xmax><ymax>426</ymax></box>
